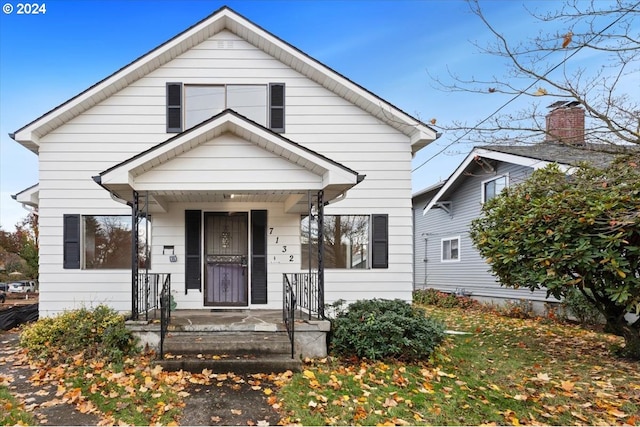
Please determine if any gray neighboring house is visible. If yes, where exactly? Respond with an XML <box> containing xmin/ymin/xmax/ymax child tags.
<box><xmin>412</xmin><ymin>104</ymin><xmax>627</xmax><ymax>306</ymax></box>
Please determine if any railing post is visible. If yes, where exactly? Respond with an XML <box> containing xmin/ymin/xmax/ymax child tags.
<box><xmin>131</xmin><ymin>191</ymin><xmax>139</xmax><ymax>320</ymax></box>
<box><xmin>159</xmin><ymin>274</ymin><xmax>171</xmax><ymax>359</ymax></box>
<box><xmin>317</xmin><ymin>190</ymin><xmax>325</xmax><ymax>319</ymax></box>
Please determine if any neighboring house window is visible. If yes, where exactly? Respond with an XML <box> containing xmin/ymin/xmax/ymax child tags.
<box><xmin>63</xmin><ymin>215</ymin><xmax>150</xmax><ymax>269</ymax></box>
<box><xmin>441</xmin><ymin>237</ymin><xmax>460</xmax><ymax>262</ymax></box>
<box><xmin>482</xmin><ymin>175</ymin><xmax>508</xmax><ymax>202</ymax></box>
<box><xmin>301</xmin><ymin>215</ymin><xmax>375</xmax><ymax>269</ymax></box>
<box><xmin>167</xmin><ymin>82</ymin><xmax>285</xmax><ymax>133</ymax></box>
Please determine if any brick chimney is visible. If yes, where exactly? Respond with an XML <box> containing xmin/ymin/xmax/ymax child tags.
<box><xmin>545</xmin><ymin>101</ymin><xmax>585</xmax><ymax>145</ymax></box>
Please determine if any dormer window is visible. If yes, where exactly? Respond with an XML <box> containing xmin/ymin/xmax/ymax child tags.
<box><xmin>166</xmin><ymin>82</ymin><xmax>285</xmax><ymax>133</ymax></box>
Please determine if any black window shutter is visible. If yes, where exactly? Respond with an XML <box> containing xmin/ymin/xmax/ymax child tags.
<box><xmin>251</xmin><ymin>210</ymin><xmax>268</xmax><ymax>304</ymax></box>
<box><xmin>371</xmin><ymin>214</ymin><xmax>388</xmax><ymax>269</ymax></box>
<box><xmin>185</xmin><ymin>210</ymin><xmax>201</xmax><ymax>293</ymax></box>
<box><xmin>63</xmin><ymin>214</ymin><xmax>81</xmax><ymax>269</ymax></box>
<box><xmin>167</xmin><ymin>82</ymin><xmax>182</xmax><ymax>133</ymax></box>
<box><xmin>269</xmin><ymin>83</ymin><xmax>285</xmax><ymax>133</ymax></box>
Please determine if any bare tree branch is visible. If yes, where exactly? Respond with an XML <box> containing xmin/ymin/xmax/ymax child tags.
<box><xmin>431</xmin><ymin>0</ymin><xmax>640</xmax><ymax>149</ymax></box>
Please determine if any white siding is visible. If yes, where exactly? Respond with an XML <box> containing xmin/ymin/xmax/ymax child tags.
<box><xmin>36</xmin><ymin>30</ymin><xmax>416</xmax><ymax>315</ymax></box>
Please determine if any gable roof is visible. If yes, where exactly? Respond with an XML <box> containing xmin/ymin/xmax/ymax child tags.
<box><xmin>95</xmin><ymin>109</ymin><xmax>363</xmax><ymax>212</ymax></box>
<box><xmin>421</xmin><ymin>143</ymin><xmax>622</xmax><ymax>214</ymax></box>
<box><xmin>11</xmin><ymin>6</ymin><xmax>437</xmax><ymax>154</ymax></box>
<box><xmin>478</xmin><ymin>142</ymin><xmax>626</xmax><ymax>170</ymax></box>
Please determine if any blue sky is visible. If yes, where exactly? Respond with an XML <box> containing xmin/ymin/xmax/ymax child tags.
<box><xmin>0</xmin><ymin>0</ymin><xmax>577</xmax><ymax>230</ymax></box>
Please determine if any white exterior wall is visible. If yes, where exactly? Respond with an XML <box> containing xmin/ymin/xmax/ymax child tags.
<box><xmin>36</xmin><ymin>30</ymin><xmax>415</xmax><ymax>315</ymax></box>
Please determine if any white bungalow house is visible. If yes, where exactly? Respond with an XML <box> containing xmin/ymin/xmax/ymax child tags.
<box><xmin>11</xmin><ymin>6</ymin><xmax>438</xmax><ymax>319</ymax></box>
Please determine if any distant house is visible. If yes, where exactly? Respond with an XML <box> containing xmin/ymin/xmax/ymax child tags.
<box><xmin>413</xmin><ymin>104</ymin><xmax>624</xmax><ymax>305</ymax></box>
<box><xmin>11</xmin><ymin>6</ymin><xmax>438</xmax><ymax>318</ymax></box>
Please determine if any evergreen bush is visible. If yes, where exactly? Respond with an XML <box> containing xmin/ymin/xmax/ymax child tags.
<box><xmin>330</xmin><ymin>299</ymin><xmax>445</xmax><ymax>361</ymax></box>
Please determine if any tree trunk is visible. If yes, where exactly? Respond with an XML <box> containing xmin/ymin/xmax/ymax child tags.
<box><xmin>620</xmin><ymin>321</ymin><xmax>640</xmax><ymax>359</ymax></box>
<box><xmin>604</xmin><ymin>309</ymin><xmax>640</xmax><ymax>360</ymax></box>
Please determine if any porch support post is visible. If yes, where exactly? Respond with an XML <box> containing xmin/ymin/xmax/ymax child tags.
<box><xmin>317</xmin><ymin>190</ymin><xmax>325</xmax><ymax>318</ymax></box>
<box><xmin>131</xmin><ymin>191</ymin><xmax>140</xmax><ymax>320</ymax></box>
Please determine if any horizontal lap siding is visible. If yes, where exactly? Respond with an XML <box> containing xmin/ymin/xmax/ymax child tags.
<box><xmin>418</xmin><ymin>162</ymin><xmax>555</xmax><ymax>302</ymax></box>
<box><xmin>37</xmin><ymin>30</ymin><xmax>416</xmax><ymax>314</ymax></box>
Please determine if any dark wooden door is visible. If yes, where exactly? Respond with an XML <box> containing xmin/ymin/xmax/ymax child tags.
<box><xmin>204</xmin><ymin>212</ymin><xmax>248</xmax><ymax>306</ymax></box>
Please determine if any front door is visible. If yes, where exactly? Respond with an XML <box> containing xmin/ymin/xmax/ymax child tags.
<box><xmin>204</xmin><ymin>212</ymin><xmax>248</xmax><ymax>306</ymax></box>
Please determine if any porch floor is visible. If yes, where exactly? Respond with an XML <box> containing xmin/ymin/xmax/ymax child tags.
<box><xmin>168</xmin><ymin>309</ymin><xmax>280</xmax><ymax>332</ymax></box>
<box><xmin>161</xmin><ymin>309</ymin><xmax>317</xmax><ymax>332</ymax></box>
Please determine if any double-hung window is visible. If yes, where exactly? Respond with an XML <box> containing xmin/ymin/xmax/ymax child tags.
<box><xmin>441</xmin><ymin>236</ymin><xmax>460</xmax><ymax>262</ymax></box>
<box><xmin>167</xmin><ymin>82</ymin><xmax>285</xmax><ymax>133</ymax></box>
<box><xmin>482</xmin><ymin>175</ymin><xmax>508</xmax><ymax>203</ymax></box>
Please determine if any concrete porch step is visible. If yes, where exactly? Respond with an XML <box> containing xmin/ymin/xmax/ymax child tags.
<box><xmin>156</xmin><ymin>354</ymin><xmax>302</xmax><ymax>374</ymax></box>
<box><xmin>162</xmin><ymin>331</ymin><xmax>292</xmax><ymax>355</ymax></box>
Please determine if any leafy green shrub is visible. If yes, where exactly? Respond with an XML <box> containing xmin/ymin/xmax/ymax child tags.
<box><xmin>20</xmin><ymin>305</ymin><xmax>138</xmax><ymax>363</ymax></box>
<box><xmin>330</xmin><ymin>299</ymin><xmax>445</xmax><ymax>361</ymax></box>
<box><xmin>561</xmin><ymin>288</ymin><xmax>605</xmax><ymax>326</ymax></box>
<box><xmin>413</xmin><ymin>288</ymin><xmax>477</xmax><ymax>309</ymax></box>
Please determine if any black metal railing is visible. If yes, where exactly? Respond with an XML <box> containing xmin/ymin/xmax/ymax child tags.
<box><xmin>159</xmin><ymin>274</ymin><xmax>171</xmax><ymax>359</ymax></box>
<box><xmin>285</xmin><ymin>272</ymin><xmax>323</xmax><ymax>320</ymax></box>
<box><xmin>282</xmin><ymin>274</ymin><xmax>296</xmax><ymax>359</ymax></box>
<box><xmin>135</xmin><ymin>273</ymin><xmax>171</xmax><ymax>321</ymax></box>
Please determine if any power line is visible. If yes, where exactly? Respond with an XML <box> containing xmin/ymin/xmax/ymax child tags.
<box><xmin>412</xmin><ymin>2</ymin><xmax>638</xmax><ymax>174</ymax></box>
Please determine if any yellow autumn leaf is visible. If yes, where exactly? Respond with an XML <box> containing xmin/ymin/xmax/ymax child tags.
<box><xmin>303</xmin><ymin>369</ymin><xmax>316</xmax><ymax>380</ymax></box>
<box><xmin>607</xmin><ymin>408</ymin><xmax>627</xmax><ymax>418</ymax></box>
<box><xmin>560</xmin><ymin>380</ymin><xmax>574</xmax><ymax>392</ymax></box>
<box><xmin>263</xmin><ymin>388</ymin><xmax>273</xmax><ymax>395</ymax></box>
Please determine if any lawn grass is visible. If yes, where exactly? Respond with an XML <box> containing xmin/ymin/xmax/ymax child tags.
<box><xmin>277</xmin><ymin>305</ymin><xmax>640</xmax><ymax>426</ymax></box>
<box><xmin>0</xmin><ymin>385</ymin><xmax>35</xmax><ymax>425</ymax></box>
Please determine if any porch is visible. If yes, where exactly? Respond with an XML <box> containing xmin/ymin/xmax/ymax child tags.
<box><xmin>127</xmin><ymin>272</ymin><xmax>329</xmax><ymax>372</ymax></box>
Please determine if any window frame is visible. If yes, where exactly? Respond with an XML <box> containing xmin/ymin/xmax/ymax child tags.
<box><xmin>481</xmin><ymin>174</ymin><xmax>509</xmax><ymax>203</ymax></box>
<box><xmin>300</xmin><ymin>214</ymin><xmax>373</xmax><ymax>270</ymax></box>
<box><xmin>184</xmin><ymin>84</ymin><xmax>269</xmax><ymax>129</ymax></box>
<box><xmin>441</xmin><ymin>236</ymin><xmax>461</xmax><ymax>263</ymax></box>
<box><xmin>69</xmin><ymin>214</ymin><xmax>153</xmax><ymax>271</ymax></box>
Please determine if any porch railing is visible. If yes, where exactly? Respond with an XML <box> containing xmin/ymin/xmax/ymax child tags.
<box><xmin>159</xmin><ymin>274</ymin><xmax>171</xmax><ymax>359</ymax></box>
<box><xmin>282</xmin><ymin>272</ymin><xmax>323</xmax><ymax>359</ymax></box>
<box><xmin>282</xmin><ymin>275</ymin><xmax>296</xmax><ymax>359</ymax></box>
<box><xmin>135</xmin><ymin>273</ymin><xmax>171</xmax><ymax>321</ymax></box>
<box><xmin>285</xmin><ymin>272</ymin><xmax>323</xmax><ymax>320</ymax></box>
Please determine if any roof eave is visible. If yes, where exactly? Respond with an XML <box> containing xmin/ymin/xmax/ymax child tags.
<box><xmin>12</xmin><ymin>7</ymin><xmax>436</xmax><ymax>145</ymax></box>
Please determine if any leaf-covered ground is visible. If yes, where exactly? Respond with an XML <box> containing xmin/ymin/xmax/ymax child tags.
<box><xmin>276</xmin><ymin>306</ymin><xmax>640</xmax><ymax>426</ymax></box>
<box><xmin>3</xmin><ymin>306</ymin><xmax>639</xmax><ymax>426</ymax></box>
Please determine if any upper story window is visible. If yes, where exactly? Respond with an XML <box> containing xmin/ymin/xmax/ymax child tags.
<box><xmin>167</xmin><ymin>82</ymin><xmax>285</xmax><ymax>133</ymax></box>
<box><xmin>482</xmin><ymin>175</ymin><xmax>508</xmax><ymax>203</ymax></box>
